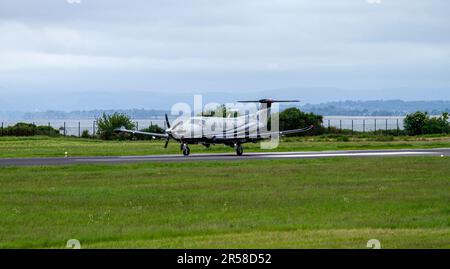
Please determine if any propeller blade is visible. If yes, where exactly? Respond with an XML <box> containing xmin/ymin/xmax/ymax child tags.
<box><xmin>164</xmin><ymin>138</ymin><xmax>170</xmax><ymax>148</ymax></box>
<box><xmin>165</xmin><ymin>114</ymin><xmax>171</xmax><ymax>129</ymax></box>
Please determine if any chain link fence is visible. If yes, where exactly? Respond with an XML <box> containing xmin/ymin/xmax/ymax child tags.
<box><xmin>323</xmin><ymin>116</ymin><xmax>405</xmax><ymax>134</ymax></box>
<box><xmin>3</xmin><ymin>116</ymin><xmax>448</xmax><ymax>137</ymax></box>
<box><xmin>0</xmin><ymin>119</ymin><xmax>168</xmax><ymax>137</ymax></box>
<box><xmin>0</xmin><ymin>117</ymin><xmax>408</xmax><ymax>137</ymax></box>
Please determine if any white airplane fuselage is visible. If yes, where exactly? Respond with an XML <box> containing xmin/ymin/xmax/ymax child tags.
<box><xmin>168</xmin><ymin>108</ymin><xmax>272</xmax><ymax>141</ymax></box>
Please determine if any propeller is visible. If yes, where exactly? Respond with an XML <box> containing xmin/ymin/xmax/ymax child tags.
<box><xmin>165</xmin><ymin>114</ymin><xmax>171</xmax><ymax>129</ymax></box>
<box><xmin>164</xmin><ymin>138</ymin><xmax>170</xmax><ymax>148</ymax></box>
<box><xmin>164</xmin><ymin>114</ymin><xmax>171</xmax><ymax>148</ymax></box>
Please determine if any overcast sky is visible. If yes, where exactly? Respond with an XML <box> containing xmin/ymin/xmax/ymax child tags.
<box><xmin>0</xmin><ymin>0</ymin><xmax>449</xmax><ymax>104</ymax></box>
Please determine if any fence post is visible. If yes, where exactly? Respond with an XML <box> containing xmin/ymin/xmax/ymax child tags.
<box><xmin>374</xmin><ymin>119</ymin><xmax>377</xmax><ymax>135</ymax></box>
<box><xmin>78</xmin><ymin>122</ymin><xmax>81</xmax><ymax>137</ymax></box>
<box><xmin>339</xmin><ymin>120</ymin><xmax>342</xmax><ymax>131</ymax></box>
<box><xmin>397</xmin><ymin>119</ymin><xmax>400</xmax><ymax>135</ymax></box>
<box><xmin>351</xmin><ymin>120</ymin><xmax>354</xmax><ymax>135</ymax></box>
<box><xmin>385</xmin><ymin>119</ymin><xmax>388</xmax><ymax>135</ymax></box>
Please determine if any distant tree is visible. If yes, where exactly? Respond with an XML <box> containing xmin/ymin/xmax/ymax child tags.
<box><xmin>424</xmin><ymin>112</ymin><xmax>450</xmax><ymax>134</ymax></box>
<box><xmin>36</xmin><ymin>125</ymin><xmax>60</xmax><ymax>137</ymax></box>
<box><xmin>134</xmin><ymin>124</ymin><xmax>165</xmax><ymax>140</ymax></box>
<box><xmin>404</xmin><ymin>111</ymin><xmax>429</xmax><ymax>135</ymax></box>
<box><xmin>404</xmin><ymin>111</ymin><xmax>450</xmax><ymax>135</ymax></box>
<box><xmin>143</xmin><ymin>124</ymin><xmax>165</xmax><ymax>133</ymax></box>
<box><xmin>201</xmin><ymin>104</ymin><xmax>240</xmax><ymax>118</ymax></box>
<box><xmin>96</xmin><ymin>113</ymin><xmax>135</xmax><ymax>140</ymax></box>
<box><xmin>6</xmin><ymin>123</ymin><xmax>37</xmax><ymax>136</ymax></box>
<box><xmin>81</xmin><ymin>129</ymin><xmax>91</xmax><ymax>139</ymax></box>
<box><xmin>278</xmin><ymin>108</ymin><xmax>323</xmax><ymax>135</ymax></box>
<box><xmin>2</xmin><ymin>123</ymin><xmax>59</xmax><ymax>137</ymax></box>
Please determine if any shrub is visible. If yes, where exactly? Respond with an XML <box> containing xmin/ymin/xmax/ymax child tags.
<box><xmin>423</xmin><ymin>112</ymin><xmax>449</xmax><ymax>134</ymax></box>
<box><xmin>142</xmin><ymin>124</ymin><xmax>165</xmax><ymax>134</ymax></box>
<box><xmin>336</xmin><ymin>136</ymin><xmax>350</xmax><ymax>142</ymax></box>
<box><xmin>81</xmin><ymin>129</ymin><xmax>91</xmax><ymax>139</ymax></box>
<box><xmin>96</xmin><ymin>113</ymin><xmax>135</xmax><ymax>140</ymax></box>
<box><xmin>278</xmin><ymin>108</ymin><xmax>323</xmax><ymax>136</ymax></box>
<box><xmin>134</xmin><ymin>124</ymin><xmax>165</xmax><ymax>140</ymax></box>
<box><xmin>323</xmin><ymin>127</ymin><xmax>353</xmax><ymax>136</ymax></box>
<box><xmin>404</xmin><ymin>111</ymin><xmax>428</xmax><ymax>135</ymax></box>
<box><xmin>36</xmin><ymin>125</ymin><xmax>60</xmax><ymax>136</ymax></box>
<box><xmin>404</xmin><ymin>111</ymin><xmax>450</xmax><ymax>135</ymax></box>
<box><xmin>374</xmin><ymin>135</ymin><xmax>395</xmax><ymax>142</ymax></box>
<box><xmin>2</xmin><ymin>123</ymin><xmax>59</xmax><ymax>137</ymax></box>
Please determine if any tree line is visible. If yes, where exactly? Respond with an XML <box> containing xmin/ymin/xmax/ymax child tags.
<box><xmin>403</xmin><ymin>111</ymin><xmax>450</xmax><ymax>135</ymax></box>
<box><xmin>86</xmin><ymin>109</ymin><xmax>450</xmax><ymax>139</ymax></box>
<box><xmin>2</xmin><ymin>109</ymin><xmax>449</xmax><ymax>139</ymax></box>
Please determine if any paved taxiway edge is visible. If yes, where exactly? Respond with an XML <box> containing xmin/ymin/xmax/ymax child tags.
<box><xmin>0</xmin><ymin>148</ymin><xmax>448</xmax><ymax>167</ymax></box>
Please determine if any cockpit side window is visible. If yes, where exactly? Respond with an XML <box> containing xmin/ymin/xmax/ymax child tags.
<box><xmin>191</xmin><ymin>119</ymin><xmax>206</xmax><ymax>126</ymax></box>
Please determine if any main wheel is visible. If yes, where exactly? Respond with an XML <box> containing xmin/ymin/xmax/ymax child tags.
<box><xmin>182</xmin><ymin>145</ymin><xmax>190</xmax><ymax>156</ymax></box>
<box><xmin>236</xmin><ymin>144</ymin><xmax>243</xmax><ymax>156</ymax></box>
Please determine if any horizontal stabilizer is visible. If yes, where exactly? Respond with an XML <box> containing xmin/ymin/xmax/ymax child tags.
<box><xmin>238</xmin><ymin>98</ymin><xmax>300</xmax><ymax>103</ymax></box>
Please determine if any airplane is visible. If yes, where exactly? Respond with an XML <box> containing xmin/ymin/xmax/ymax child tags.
<box><xmin>114</xmin><ymin>99</ymin><xmax>313</xmax><ymax>156</ymax></box>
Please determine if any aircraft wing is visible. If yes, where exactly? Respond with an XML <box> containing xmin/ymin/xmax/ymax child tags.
<box><xmin>259</xmin><ymin>125</ymin><xmax>314</xmax><ymax>137</ymax></box>
<box><xmin>208</xmin><ymin>125</ymin><xmax>314</xmax><ymax>141</ymax></box>
<box><xmin>113</xmin><ymin>127</ymin><xmax>169</xmax><ymax>138</ymax></box>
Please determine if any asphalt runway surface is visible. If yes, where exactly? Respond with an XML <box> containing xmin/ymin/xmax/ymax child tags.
<box><xmin>0</xmin><ymin>148</ymin><xmax>449</xmax><ymax>166</ymax></box>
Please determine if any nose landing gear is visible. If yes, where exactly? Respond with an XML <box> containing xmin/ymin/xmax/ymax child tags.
<box><xmin>181</xmin><ymin>143</ymin><xmax>190</xmax><ymax>156</ymax></box>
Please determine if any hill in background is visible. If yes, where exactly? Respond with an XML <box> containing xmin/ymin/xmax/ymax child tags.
<box><xmin>1</xmin><ymin>100</ymin><xmax>450</xmax><ymax>120</ymax></box>
<box><xmin>300</xmin><ymin>100</ymin><xmax>450</xmax><ymax>116</ymax></box>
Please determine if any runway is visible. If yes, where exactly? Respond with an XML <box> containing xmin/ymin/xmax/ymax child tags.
<box><xmin>0</xmin><ymin>148</ymin><xmax>449</xmax><ymax>166</ymax></box>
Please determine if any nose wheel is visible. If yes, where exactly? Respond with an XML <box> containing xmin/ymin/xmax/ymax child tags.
<box><xmin>181</xmin><ymin>143</ymin><xmax>190</xmax><ymax>156</ymax></box>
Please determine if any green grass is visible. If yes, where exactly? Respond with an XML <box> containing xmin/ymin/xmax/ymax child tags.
<box><xmin>0</xmin><ymin>157</ymin><xmax>449</xmax><ymax>248</ymax></box>
<box><xmin>1</xmin><ymin>135</ymin><xmax>450</xmax><ymax>158</ymax></box>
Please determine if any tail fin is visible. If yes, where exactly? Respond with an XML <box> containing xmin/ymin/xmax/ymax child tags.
<box><xmin>237</xmin><ymin>98</ymin><xmax>300</xmax><ymax>113</ymax></box>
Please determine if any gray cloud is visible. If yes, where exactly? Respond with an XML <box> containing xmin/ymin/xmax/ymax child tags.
<box><xmin>0</xmin><ymin>0</ymin><xmax>449</xmax><ymax>102</ymax></box>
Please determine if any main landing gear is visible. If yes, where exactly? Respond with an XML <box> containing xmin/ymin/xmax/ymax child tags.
<box><xmin>180</xmin><ymin>143</ymin><xmax>243</xmax><ymax>156</ymax></box>
<box><xmin>181</xmin><ymin>143</ymin><xmax>190</xmax><ymax>156</ymax></box>
<box><xmin>235</xmin><ymin>143</ymin><xmax>244</xmax><ymax>156</ymax></box>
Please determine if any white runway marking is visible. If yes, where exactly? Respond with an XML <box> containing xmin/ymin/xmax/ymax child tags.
<box><xmin>263</xmin><ymin>151</ymin><xmax>437</xmax><ymax>158</ymax></box>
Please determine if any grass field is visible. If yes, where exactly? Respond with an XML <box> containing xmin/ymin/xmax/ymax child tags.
<box><xmin>0</xmin><ymin>157</ymin><xmax>449</xmax><ymax>248</ymax></box>
<box><xmin>1</xmin><ymin>135</ymin><xmax>450</xmax><ymax>158</ymax></box>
